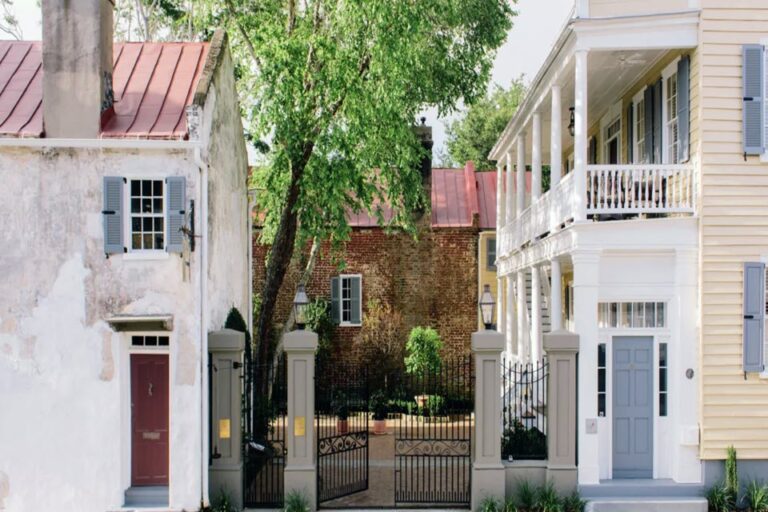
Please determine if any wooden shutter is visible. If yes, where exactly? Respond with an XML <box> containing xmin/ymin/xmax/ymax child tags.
<box><xmin>743</xmin><ymin>262</ymin><xmax>765</xmax><ymax>373</ymax></box>
<box><xmin>652</xmin><ymin>79</ymin><xmax>663</xmax><ymax>164</ymax></box>
<box><xmin>166</xmin><ymin>177</ymin><xmax>186</xmax><ymax>253</ymax></box>
<box><xmin>349</xmin><ymin>276</ymin><xmax>362</xmax><ymax>325</ymax></box>
<box><xmin>677</xmin><ymin>55</ymin><xmax>691</xmax><ymax>163</ymax></box>
<box><xmin>330</xmin><ymin>277</ymin><xmax>340</xmax><ymax>323</ymax></box>
<box><xmin>627</xmin><ymin>102</ymin><xmax>634</xmax><ymax>163</ymax></box>
<box><xmin>644</xmin><ymin>86</ymin><xmax>654</xmax><ymax>163</ymax></box>
<box><xmin>102</xmin><ymin>176</ymin><xmax>124</xmax><ymax>254</ymax></box>
<box><xmin>588</xmin><ymin>137</ymin><xmax>598</xmax><ymax>164</ymax></box>
<box><xmin>743</xmin><ymin>45</ymin><xmax>765</xmax><ymax>155</ymax></box>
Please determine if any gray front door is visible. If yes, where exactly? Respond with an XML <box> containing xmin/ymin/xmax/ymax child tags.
<box><xmin>612</xmin><ymin>336</ymin><xmax>653</xmax><ymax>479</ymax></box>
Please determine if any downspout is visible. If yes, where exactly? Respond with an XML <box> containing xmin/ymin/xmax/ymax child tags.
<box><xmin>195</xmin><ymin>145</ymin><xmax>210</xmax><ymax>509</ymax></box>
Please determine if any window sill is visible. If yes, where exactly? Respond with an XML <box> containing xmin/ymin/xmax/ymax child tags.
<box><xmin>339</xmin><ymin>323</ymin><xmax>362</xmax><ymax>328</ymax></box>
<box><xmin>122</xmin><ymin>251</ymin><xmax>171</xmax><ymax>261</ymax></box>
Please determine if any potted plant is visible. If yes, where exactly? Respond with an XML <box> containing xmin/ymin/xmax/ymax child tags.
<box><xmin>404</xmin><ymin>327</ymin><xmax>443</xmax><ymax>408</ymax></box>
<box><xmin>332</xmin><ymin>392</ymin><xmax>350</xmax><ymax>434</ymax></box>
<box><xmin>370</xmin><ymin>391</ymin><xmax>388</xmax><ymax>435</ymax></box>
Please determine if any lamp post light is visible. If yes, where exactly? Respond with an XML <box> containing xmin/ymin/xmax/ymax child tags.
<box><xmin>568</xmin><ymin>107</ymin><xmax>576</xmax><ymax>137</ymax></box>
<box><xmin>479</xmin><ymin>284</ymin><xmax>496</xmax><ymax>331</ymax></box>
<box><xmin>293</xmin><ymin>283</ymin><xmax>310</xmax><ymax>330</ymax></box>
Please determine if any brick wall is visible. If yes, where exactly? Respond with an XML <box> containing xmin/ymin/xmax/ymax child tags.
<box><xmin>253</xmin><ymin>225</ymin><xmax>479</xmax><ymax>369</ymax></box>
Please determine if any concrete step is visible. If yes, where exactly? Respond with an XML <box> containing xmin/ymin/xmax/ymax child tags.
<box><xmin>580</xmin><ymin>480</ymin><xmax>705</xmax><ymax>498</ymax></box>
<box><xmin>124</xmin><ymin>486</ymin><xmax>169</xmax><ymax>507</ymax></box>
<box><xmin>586</xmin><ymin>497</ymin><xmax>707</xmax><ymax>512</ymax></box>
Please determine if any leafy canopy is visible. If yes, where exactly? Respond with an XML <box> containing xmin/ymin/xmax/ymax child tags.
<box><xmin>444</xmin><ymin>78</ymin><xmax>526</xmax><ymax>170</ymax></box>
<box><xmin>233</xmin><ymin>0</ymin><xmax>516</xmax><ymax>246</ymax></box>
<box><xmin>404</xmin><ymin>326</ymin><xmax>443</xmax><ymax>377</ymax></box>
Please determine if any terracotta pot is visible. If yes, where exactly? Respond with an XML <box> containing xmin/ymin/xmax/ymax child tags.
<box><xmin>373</xmin><ymin>419</ymin><xmax>387</xmax><ymax>435</ymax></box>
<box><xmin>337</xmin><ymin>419</ymin><xmax>349</xmax><ymax>434</ymax></box>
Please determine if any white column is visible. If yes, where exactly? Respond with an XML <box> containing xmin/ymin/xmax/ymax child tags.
<box><xmin>550</xmin><ymin>85</ymin><xmax>562</xmax><ymax>188</ymax></box>
<box><xmin>574</xmin><ymin>50</ymin><xmax>589</xmax><ymax>223</ymax></box>
<box><xmin>505</xmin><ymin>152</ymin><xmax>515</xmax><ymax>224</ymax></box>
<box><xmin>516</xmin><ymin>270</ymin><xmax>528</xmax><ymax>361</ymax></box>
<box><xmin>516</xmin><ymin>135</ymin><xmax>526</xmax><ymax>216</ymax></box>
<box><xmin>496</xmin><ymin>162</ymin><xmax>505</xmax><ymax>231</ymax></box>
<box><xmin>572</xmin><ymin>250</ymin><xmax>600</xmax><ymax>485</ymax></box>
<box><xmin>550</xmin><ymin>258</ymin><xmax>563</xmax><ymax>332</ymax></box>
<box><xmin>531</xmin><ymin>265</ymin><xmax>542</xmax><ymax>361</ymax></box>
<box><xmin>506</xmin><ymin>273</ymin><xmax>517</xmax><ymax>359</ymax></box>
<box><xmin>532</xmin><ymin>112</ymin><xmax>542</xmax><ymax>201</ymax></box>
<box><xmin>497</xmin><ymin>276</ymin><xmax>505</xmax><ymax>336</ymax></box>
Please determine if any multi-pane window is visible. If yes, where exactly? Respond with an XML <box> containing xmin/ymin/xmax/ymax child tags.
<box><xmin>332</xmin><ymin>275</ymin><xmax>362</xmax><ymax>325</ymax></box>
<box><xmin>131</xmin><ymin>335</ymin><xmax>169</xmax><ymax>347</ymax></box>
<box><xmin>598</xmin><ymin>302</ymin><xmax>667</xmax><ymax>329</ymax></box>
<box><xmin>598</xmin><ymin>343</ymin><xmax>607</xmax><ymax>417</ymax></box>
<box><xmin>659</xmin><ymin>343</ymin><xmax>668</xmax><ymax>417</ymax></box>
<box><xmin>130</xmin><ymin>179</ymin><xmax>165</xmax><ymax>250</ymax></box>
<box><xmin>666</xmin><ymin>74</ymin><xmax>679</xmax><ymax>164</ymax></box>
<box><xmin>635</xmin><ymin>98</ymin><xmax>646</xmax><ymax>163</ymax></box>
<box><xmin>341</xmin><ymin>278</ymin><xmax>352</xmax><ymax>323</ymax></box>
<box><xmin>487</xmin><ymin>238</ymin><xmax>497</xmax><ymax>270</ymax></box>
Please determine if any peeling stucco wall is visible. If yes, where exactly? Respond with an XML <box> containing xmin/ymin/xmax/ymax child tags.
<box><xmin>0</xmin><ymin>147</ymin><xmax>204</xmax><ymax>512</ymax></box>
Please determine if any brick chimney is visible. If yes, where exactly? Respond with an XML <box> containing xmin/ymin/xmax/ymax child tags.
<box><xmin>42</xmin><ymin>0</ymin><xmax>115</xmax><ymax>138</ymax></box>
<box><xmin>413</xmin><ymin>117</ymin><xmax>433</xmax><ymax>183</ymax></box>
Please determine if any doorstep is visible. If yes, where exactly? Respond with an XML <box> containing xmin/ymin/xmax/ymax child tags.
<box><xmin>586</xmin><ymin>497</ymin><xmax>707</xmax><ymax>512</ymax></box>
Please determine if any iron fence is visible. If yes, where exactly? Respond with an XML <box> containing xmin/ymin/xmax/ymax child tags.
<box><xmin>501</xmin><ymin>358</ymin><xmax>548</xmax><ymax>461</ymax></box>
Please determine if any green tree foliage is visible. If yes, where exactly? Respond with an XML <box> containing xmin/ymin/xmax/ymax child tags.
<box><xmin>404</xmin><ymin>327</ymin><xmax>443</xmax><ymax>378</ymax></box>
<box><xmin>444</xmin><ymin>78</ymin><xmax>527</xmax><ymax>170</ymax></box>
<box><xmin>208</xmin><ymin>0</ymin><xmax>517</xmax><ymax>380</ymax></box>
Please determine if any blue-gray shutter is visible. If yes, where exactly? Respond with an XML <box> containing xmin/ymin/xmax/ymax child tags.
<box><xmin>743</xmin><ymin>45</ymin><xmax>765</xmax><ymax>155</ymax></box>
<box><xmin>330</xmin><ymin>277</ymin><xmax>340</xmax><ymax>323</ymax></box>
<box><xmin>677</xmin><ymin>55</ymin><xmax>691</xmax><ymax>163</ymax></box>
<box><xmin>652</xmin><ymin>79</ymin><xmax>663</xmax><ymax>164</ymax></box>
<box><xmin>644</xmin><ymin>87</ymin><xmax>654</xmax><ymax>163</ymax></box>
<box><xmin>743</xmin><ymin>262</ymin><xmax>765</xmax><ymax>373</ymax></box>
<box><xmin>349</xmin><ymin>276</ymin><xmax>362</xmax><ymax>325</ymax></box>
<box><xmin>627</xmin><ymin>102</ymin><xmax>634</xmax><ymax>163</ymax></box>
<box><xmin>102</xmin><ymin>176</ymin><xmax>124</xmax><ymax>254</ymax></box>
<box><xmin>166</xmin><ymin>176</ymin><xmax>186</xmax><ymax>253</ymax></box>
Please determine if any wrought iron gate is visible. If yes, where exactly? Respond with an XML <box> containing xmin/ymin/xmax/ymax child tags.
<box><xmin>315</xmin><ymin>360</ymin><xmax>369</xmax><ymax>506</ymax></box>
<box><xmin>393</xmin><ymin>356</ymin><xmax>474</xmax><ymax>507</ymax></box>
<box><xmin>243</xmin><ymin>355</ymin><xmax>287</xmax><ymax>508</ymax></box>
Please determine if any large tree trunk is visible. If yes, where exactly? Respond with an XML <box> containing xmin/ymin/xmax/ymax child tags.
<box><xmin>254</xmin><ymin>147</ymin><xmax>313</xmax><ymax>393</ymax></box>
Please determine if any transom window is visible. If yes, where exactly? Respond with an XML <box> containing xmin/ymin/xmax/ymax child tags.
<box><xmin>666</xmin><ymin>74</ymin><xmax>679</xmax><ymax>164</ymax></box>
<box><xmin>130</xmin><ymin>179</ymin><xmax>165</xmax><ymax>251</ymax></box>
<box><xmin>598</xmin><ymin>302</ymin><xmax>667</xmax><ymax>329</ymax></box>
<box><xmin>131</xmin><ymin>335</ymin><xmax>169</xmax><ymax>347</ymax></box>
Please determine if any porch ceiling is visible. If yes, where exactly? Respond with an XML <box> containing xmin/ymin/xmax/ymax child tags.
<box><xmin>508</xmin><ymin>48</ymin><xmax>667</xmax><ymax>165</ymax></box>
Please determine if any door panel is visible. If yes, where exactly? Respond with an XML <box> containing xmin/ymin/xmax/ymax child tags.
<box><xmin>612</xmin><ymin>337</ymin><xmax>653</xmax><ymax>479</ymax></box>
<box><xmin>131</xmin><ymin>354</ymin><xmax>169</xmax><ymax>486</ymax></box>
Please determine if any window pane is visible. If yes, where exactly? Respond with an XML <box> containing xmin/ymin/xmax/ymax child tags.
<box><xmin>142</xmin><ymin>180</ymin><xmax>151</xmax><ymax>195</ymax></box>
<box><xmin>131</xmin><ymin>198</ymin><xmax>140</xmax><ymax>213</ymax></box>
<box><xmin>143</xmin><ymin>217</ymin><xmax>153</xmax><ymax>231</ymax></box>
<box><xmin>659</xmin><ymin>343</ymin><xmax>667</xmax><ymax>367</ymax></box>
<box><xmin>659</xmin><ymin>393</ymin><xmax>667</xmax><ymax>417</ymax></box>
<box><xmin>657</xmin><ymin>303</ymin><xmax>665</xmax><ymax>327</ymax></box>
<box><xmin>145</xmin><ymin>336</ymin><xmax>158</xmax><ymax>346</ymax></box>
<box><xmin>154</xmin><ymin>233</ymin><xmax>164</xmax><ymax>249</ymax></box>
<box><xmin>153</xmin><ymin>198</ymin><xmax>163</xmax><ymax>213</ymax></box>
<box><xmin>598</xmin><ymin>343</ymin><xmax>606</xmax><ymax>368</ymax></box>
<box><xmin>610</xmin><ymin>303</ymin><xmax>618</xmax><ymax>328</ymax></box>
<box><xmin>659</xmin><ymin>368</ymin><xmax>667</xmax><ymax>392</ymax></box>
<box><xmin>132</xmin><ymin>336</ymin><xmax>143</xmax><ymax>346</ymax></box>
<box><xmin>131</xmin><ymin>180</ymin><xmax>140</xmax><ymax>195</ymax></box>
<box><xmin>620</xmin><ymin>303</ymin><xmax>631</xmax><ymax>328</ymax></box>
<box><xmin>142</xmin><ymin>198</ymin><xmax>152</xmax><ymax>213</ymax></box>
<box><xmin>159</xmin><ymin>336</ymin><xmax>169</xmax><ymax>346</ymax></box>
<box><xmin>153</xmin><ymin>180</ymin><xmax>163</xmax><ymax>195</ymax></box>
<box><xmin>143</xmin><ymin>234</ymin><xmax>152</xmax><ymax>248</ymax></box>
<box><xmin>154</xmin><ymin>217</ymin><xmax>164</xmax><ymax>231</ymax></box>
<box><xmin>598</xmin><ymin>368</ymin><xmax>606</xmax><ymax>392</ymax></box>
<box><xmin>132</xmin><ymin>217</ymin><xmax>141</xmax><ymax>231</ymax></box>
<box><xmin>132</xmin><ymin>234</ymin><xmax>141</xmax><ymax>249</ymax></box>
<box><xmin>598</xmin><ymin>394</ymin><xmax>606</xmax><ymax>417</ymax></box>
<box><xmin>645</xmin><ymin>302</ymin><xmax>656</xmax><ymax>327</ymax></box>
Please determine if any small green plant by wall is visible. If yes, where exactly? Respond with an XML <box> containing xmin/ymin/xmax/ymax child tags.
<box><xmin>404</xmin><ymin>326</ymin><xmax>443</xmax><ymax>377</ymax></box>
<box><xmin>283</xmin><ymin>490</ymin><xmax>311</xmax><ymax>512</ymax></box>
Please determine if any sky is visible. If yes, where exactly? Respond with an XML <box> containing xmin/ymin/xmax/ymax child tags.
<box><xmin>9</xmin><ymin>0</ymin><xmax>575</xmax><ymax>161</ymax></box>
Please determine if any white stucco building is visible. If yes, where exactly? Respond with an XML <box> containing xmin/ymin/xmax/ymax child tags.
<box><xmin>0</xmin><ymin>1</ymin><xmax>250</xmax><ymax>511</ymax></box>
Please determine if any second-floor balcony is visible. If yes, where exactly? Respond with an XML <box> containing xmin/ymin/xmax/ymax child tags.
<box><xmin>500</xmin><ymin>163</ymin><xmax>694</xmax><ymax>255</ymax></box>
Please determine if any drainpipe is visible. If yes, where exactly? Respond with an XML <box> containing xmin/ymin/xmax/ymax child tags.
<box><xmin>195</xmin><ymin>145</ymin><xmax>210</xmax><ymax>509</ymax></box>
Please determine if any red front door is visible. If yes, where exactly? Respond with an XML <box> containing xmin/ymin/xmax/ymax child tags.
<box><xmin>131</xmin><ymin>354</ymin><xmax>169</xmax><ymax>486</ymax></box>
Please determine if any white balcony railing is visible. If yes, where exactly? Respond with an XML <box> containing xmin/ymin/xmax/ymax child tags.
<box><xmin>500</xmin><ymin>164</ymin><xmax>694</xmax><ymax>257</ymax></box>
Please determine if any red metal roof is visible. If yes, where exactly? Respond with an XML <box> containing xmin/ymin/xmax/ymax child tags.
<box><xmin>0</xmin><ymin>40</ymin><xmax>209</xmax><ymax>139</ymax></box>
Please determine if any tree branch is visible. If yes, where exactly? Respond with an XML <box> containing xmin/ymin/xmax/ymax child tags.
<box><xmin>224</xmin><ymin>0</ymin><xmax>261</xmax><ymax>68</ymax></box>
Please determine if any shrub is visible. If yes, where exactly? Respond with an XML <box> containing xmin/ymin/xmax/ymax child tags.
<box><xmin>726</xmin><ymin>446</ymin><xmax>738</xmax><ymax>504</ymax></box>
<box><xmin>210</xmin><ymin>489</ymin><xmax>236</xmax><ymax>512</ymax></box>
<box><xmin>744</xmin><ymin>480</ymin><xmax>768</xmax><ymax>512</ymax></box>
<box><xmin>562</xmin><ymin>491</ymin><xmax>587</xmax><ymax>512</ymax></box>
<box><xmin>537</xmin><ymin>482</ymin><xmax>563</xmax><ymax>512</ymax></box>
<box><xmin>283</xmin><ymin>490</ymin><xmax>310</xmax><ymax>512</ymax></box>
<box><xmin>706</xmin><ymin>483</ymin><xmax>732</xmax><ymax>512</ymax></box>
<box><xmin>513</xmin><ymin>481</ymin><xmax>537</xmax><ymax>512</ymax></box>
<box><xmin>425</xmin><ymin>395</ymin><xmax>446</xmax><ymax>417</ymax></box>
<box><xmin>404</xmin><ymin>326</ymin><xmax>443</xmax><ymax>378</ymax></box>
<box><xmin>502</xmin><ymin>420</ymin><xmax>547</xmax><ymax>460</ymax></box>
<box><xmin>355</xmin><ymin>300</ymin><xmax>406</xmax><ymax>390</ymax></box>
<box><xmin>369</xmin><ymin>390</ymin><xmax>388</xmax><ymax>421</ymax></box>
<box><xmin>479</xmin><ymin>496</ymin><xmax>504</xmax><ymax>512</ymax></box>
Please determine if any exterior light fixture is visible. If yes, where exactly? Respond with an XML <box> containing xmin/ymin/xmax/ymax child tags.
<box><xmin>293</xmin><ymin>284</ymin><xmax>310</xmax><ymax>330</ymax></box>
<box><xmin>568</xmin><ymin>107</ymin><xmax>575</xmax><ymax>137</ymax></box>
<box><xmin>479</xmin><ymin>284</ymin><xmax>496</xmax><ymax>330</ymax></box>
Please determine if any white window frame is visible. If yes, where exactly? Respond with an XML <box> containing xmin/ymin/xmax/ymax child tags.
<box><xmin>758</xmin><ymin>256</ymin><xmax>768</xmax><ymax>378</ymax></box>
<box><xmin>123</xmin><ymin>177</ymin><xmax>169</xmax><ymax>260</ymax></box>
<box><xmin>757</xmin><ymin>39</ymin><xmax>768</xmax><ymax>162</ymax></box>
<box><xmin>338</xmin><ymin>274</ymin><xmax>363</xmax><ymax>327</ymax></box>
<box><xmin>128</xmin><ymin>333</ymin><xmax>172</xmax><ymax>353</ymax></box>
<box><xmin>661</xmin><ymin>58</ymin><xmax>681</xmax><ymax>164</ymax></box>
<box><xmin>633</xmin><ymin>88</ymin><xmax>647</xmax><ymax>164</ymax></box>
